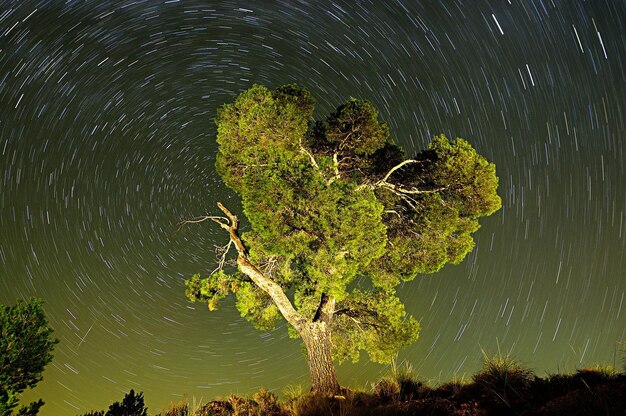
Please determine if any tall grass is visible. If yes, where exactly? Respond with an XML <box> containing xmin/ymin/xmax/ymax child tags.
<box><xmin>156</xmin><ymin>395</ymin><xmax>205</xmax><ymax>416</ymax></box>
<box><xmin>472</xmin><ymin>350</ymin><xmax>534</xmax><ymax>407</ymax></box>
<box><xmin>373</xmin><ymin>358</ymin><xmax>422</xmax><ymax>402</ymax></box>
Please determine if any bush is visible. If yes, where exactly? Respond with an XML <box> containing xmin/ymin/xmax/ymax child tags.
<box><xmin>374</xmin><ymin>360</ymin><xmax>422</xmax><ymax>402</ymax></box>
<box><xmin>577</xmin><ymin>363</ymin><xmax>619</xmax><ymax>379</ymax></box>
<box><xmin>155</xmin><ymin>399</ymin><xmax>189</xmax><ymax>416</ymax></box>
<box><xmin>192</xmin><ymin>389</ymin><xmax>286</xmax><ymax>416</ymax></box>
<box><xmin>252</xmin><ymin>387</ymin><xmax>284</xmax><ymax>415</ymax></box>
<box><xmin>374</xmin><ymin>376</ymin><xmax>401</xmax><ymax>402</ymax></box>
<box><xmin>435</xmin><ymin>379</ymin><xmax>471</xmax><ymax>403</ymax></box>
<box><xmin>472</xmin><ymin>352</ymin><xmax>534</xmax><ymax>409</ymax></box>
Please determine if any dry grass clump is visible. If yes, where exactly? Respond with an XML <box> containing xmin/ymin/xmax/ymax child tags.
<box><xmin>187</xmin><ymin>388</ymin><xmax>285</xmax><ymax>416</ymax></box>
<box><xmin>373</xmin><ymin>360</ymin><xmax>424</xmax><ymax>403</ymax></box>
<box><xmin>156</xmin><ymin>399</ymin><xmax>189</xmax><ymax>416</ymax></box>
<box><xmin>472</xmin><ymin>351</ymin><xmax>534</xmax><ymax>409</ymax></box>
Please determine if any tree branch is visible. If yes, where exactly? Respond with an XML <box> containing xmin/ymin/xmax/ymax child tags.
<box><xmin>214</xmin><ymin>202</ymin><xmax>306</xmax><ymax>329</ymax></box>
<box><xmin>333</xmin><ymin>308</ymin><xmax>351</xmax><ymax>316</ymax></box>
<box><xmin>334</xmin><ymin>308</ymin><xmax>383</xmax><ymax>329</ymax></box>
<box><xmin>326</xmin><ymin>152</ymin><xmax>340</xmax><ymax>185</ymax></box>
<box><xmin>300</xmin><ymin>143</ymin><xmax>341</xmax><ymax>186</ymax></box>
<box><xmin>177</xmin><ymin>215</ymin><xmax>230</xmax><ymax>230</ymax></box>
<box><xmin>210</xmin><ymin>240</ymin><xmax>233</xmax><ymax>275</ymax></box>
<box><xmin>380</xmin><ymin>182</ymin><xmax>447</xmax><ymax>195</ymax></box>
<box><xmin>379</xmin><ymin>159</ymin><xmax>421</xmax><ymax>184</ymax></box>
<box><xmin>384</xmin><ymin>210</ymin><xmax>401</xmax><ymax>219</ymax></box>
<box><xmin>374</xmin><ymin>158</ymin><xmax>446</xmax><ymax>199</ymax></box>
<box><xmin>300</xmin><ymin>143</ymin><xmax>320</xmax><ymax>170</ymax></box>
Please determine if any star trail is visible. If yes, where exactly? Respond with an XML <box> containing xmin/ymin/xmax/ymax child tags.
<box><xmin>0</xmin><ymin>0</ymin><xmax>624</xmax><ymax>414</ymax></box>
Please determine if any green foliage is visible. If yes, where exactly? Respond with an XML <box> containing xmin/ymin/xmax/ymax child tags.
<box><xmin>234</xmin><ymin>282</ymin><xmax>281</xmax><ymax>330</ymax></box>
<box><xmin>185</xmin><ymin>271</ymin><xmax>240</xmax><ymax>311</ymax></box>
<box><xmin>368</xmin><ymin>134</ymin><xmax>502</xmax><ymax>284</ymax></box>
<box><xmin>282</xmin><ymin>384</ymin><xmax>307</xmax><ymax>404</ymax></box>
<box><xmin>332</xmin><ymin>289</ymin><xmax>420</xmax><ymax>364</ymax></box>
<box><xmin>186</xmin><ymin>84</ymin><xmax>501</xmax><ymax>367</ymax></box>
<box><xmin>185</xmin><ymin>271</ymin><xmax>280</xmax><ymax>329</ymax></box>
<box><xmin>0</xmin><ymin>298</ymin><xmax>58</xmax><ymax>416</ymax></box>
<box><xmin>215</xmin><ymin>84</ymin><xmax>314</xmax><ymax>194</ymax></box>
<box><xmin>320</xmin><ymin>98</ymin><xmax>390</xmax><ymax>156</ymax></box>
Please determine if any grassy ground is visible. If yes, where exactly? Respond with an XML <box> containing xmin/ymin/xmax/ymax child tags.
<box><xmin>152</xmin><ymin>356</ymin><xmax>626</xmax><ymax>416</ymax></box>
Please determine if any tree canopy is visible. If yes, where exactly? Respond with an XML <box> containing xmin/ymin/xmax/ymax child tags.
<box><xmin>1</xmin><ymin>298</ymin><xmax>58</xmax><ymax>415</ymax></box>
<box><xmin>184</xmin><ymin>84</ymin><xmax>501</xmax><ymax>392</ymax></box>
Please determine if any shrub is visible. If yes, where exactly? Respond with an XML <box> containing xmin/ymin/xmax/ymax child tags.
<box><xmin>435</xmin><ymin>381</ymin><xmax>470</xmax><ymax>402</ymax></box>
<box><xmin>576</xmin><ymin>363</ymin><xmax>618</xmax><ymax>379</ymax></box>
<box><xmin>282</xmin><ymin>384</ymin><xmax>306</xmax><ymax>403</ymax></box>
<box><xmin>156</xmin><ymin>399</ymin><xmax>189</xmax><ymax>416</ymax></box>
<box><xmin>288</xmin><ymin>392</ymin><xmax>377</xmax><ymax>416</ymax></box>
<box><xmin>373</xmin><ymin>376</ymin><xmax>401</xmax><ymax>402</ymax></box>
<box><xmin>252</xmin><ymin>387</ymin><xmax>284</xmax><ymax>415</ymax></box>
<box><xmin>192</xmin><ymin>389</ymin><xmax>286</xmax><ymax>416</ymax></box>
<box><xmin>472</xmin><ymin>352</ymin><xmax>534</xmax><ymax>408</ymax></box>
<box><xmin>374</xmin><ymin>360</ymin><xmax>422</xmax><ymax>402</ymax></box>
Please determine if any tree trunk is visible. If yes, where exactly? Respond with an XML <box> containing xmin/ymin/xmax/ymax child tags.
<box><xmin>300</xmin><ymin>322</ymin><xmax>341</xmax><ymax>395</ymax></box>
<box><xmin>208</xmin><ymin>204</ymin><xmax>341</xmax><ymax>395</ymax></box>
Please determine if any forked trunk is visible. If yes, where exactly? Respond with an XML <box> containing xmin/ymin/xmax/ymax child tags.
<box><xmin>300</xmin><ymin>322</ymin><xmax>341</xmax><ymax>395</ymax></box>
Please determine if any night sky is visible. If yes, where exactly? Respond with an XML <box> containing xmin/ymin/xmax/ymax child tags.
<box><xmin>1</xmin><ymin>0</ymin><xmax>624</xmax><ymax>414</ymax></box>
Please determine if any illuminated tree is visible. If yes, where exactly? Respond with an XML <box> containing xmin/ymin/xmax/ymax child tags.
<box><xmin>184</xmin><ymin>84</ymin><xmax>501</xmax><ymax>394</ymax></box>
<box><xmin>1</xmin><ymin>298</ymin><xmax>58</xmax><ymax>415</ymax></box>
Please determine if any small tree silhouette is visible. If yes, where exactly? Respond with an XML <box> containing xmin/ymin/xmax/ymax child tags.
<box><xmin>106</xmin><ymin>390</ymin><xmax>148</xmax><ymax>416</ymax></box>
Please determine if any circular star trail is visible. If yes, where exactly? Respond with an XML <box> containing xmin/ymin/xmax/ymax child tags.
<box><xmin>0</xmin><ymin>0</ymin><xmax>624</xmax><ymax>414</ymax></box>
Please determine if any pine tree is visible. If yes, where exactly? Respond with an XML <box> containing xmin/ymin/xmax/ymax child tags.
<box><xmin>184</xmin><ymin>84</ymin><xmax>501</xmax><ymax>394</ymax></box>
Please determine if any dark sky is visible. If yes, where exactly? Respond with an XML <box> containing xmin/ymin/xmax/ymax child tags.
<box><xmin>1</xmin><ymin>0</ymin><xmax>624</xmax><ymax>414</ymax></box>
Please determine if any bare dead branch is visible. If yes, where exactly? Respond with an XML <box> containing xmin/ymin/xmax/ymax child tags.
<box><xmin>384</xmin><ymin>210</ymin><xmax>401</xmax><ymax>219</ymax></box>
<box><xmin>300</xmin><ymin>143</ymin><xmax>320</xmax><ymax>170</ymax></box>
<box><xmin>260</xmin><ymin>255</ymin><xmax>279</xmax><ymax>276</ymax></box>
<box><xmin>176</xmin><ymin>215</ymin><xmax>231</xmax><ymax>234</ymax></box>
<box><xmin>327</xmin><ymin>152</ymin><xmax>340</xmax><ymax>185</ymax></box>
<box><xmin>334</xmin><ymin>308</ymin><xmax>382</xmax><ymax>331</ymax></box>
<box><xmin>379</xmin><ymin>159</ymin><xmax>421</xmax><ymax>184</ymax></box>
<box><xmin>380</xmin><ymin>182</ymin><xmax>447</xmax><ymax>195</ymax></box>
<box><xmin>211</xmin><ymin>240</ymin><xmax>233</xmax><ymax>275</ymax></box>
<box><xmin>179</xmin><ymin>215</ymin><xmax>229</xmax><ymax>226</ymax></box>
<box><xmin>301</xmin><ymin>143</ymin><xmax>342</xmax><ymax>186</ymax></box>
<box><xmin>367</xmin><ymin>159</ymin><xmax>446</xmax><ymax>199</ymax></box>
